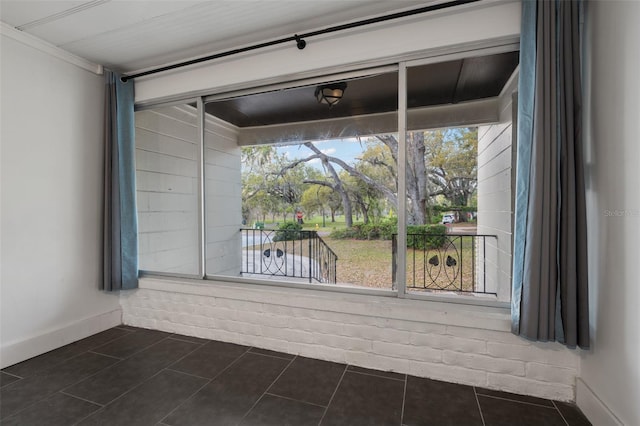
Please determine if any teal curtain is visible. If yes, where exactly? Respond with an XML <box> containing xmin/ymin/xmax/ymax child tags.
<box><xmin>512</xmin><ymin>0</ymin><xmax>589</xmax><ymax>349</ymax></box>
<box><xmin>102</xmin><ymin>70</ymin><xmax>138</xmax><ymax>291</ymax></box>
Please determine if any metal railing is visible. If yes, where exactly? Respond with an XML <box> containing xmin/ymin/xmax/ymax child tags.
<box><xmin>392</xmin><ymin>233</ymin><xmax>497</xmax><ymax>295</ymax></box>
<box><xmin>240</xmin><ymin>228</ymin><xmax>338</xmax><ymax>284</ymax></box>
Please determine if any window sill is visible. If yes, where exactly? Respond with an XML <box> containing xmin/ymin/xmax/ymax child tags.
<box><xmin>135</xmin><ymin>275</ymin><xmax>511</xmax><ymax>332</ymax></box>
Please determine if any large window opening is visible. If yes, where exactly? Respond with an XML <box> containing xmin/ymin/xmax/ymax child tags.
<box><xmin>206</xmin><ymin>70</ymin><xmax>399</xmax><ymax>289</ymax></box>
<box><xmin>135</xmin><ymin>49</ymin><xmax>518</xmax><ymax>303</ymax></box>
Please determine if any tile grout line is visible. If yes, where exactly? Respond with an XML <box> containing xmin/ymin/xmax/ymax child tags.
<box><xmin>476</xmin><ymin>393</ymin><xmax>560</xmax><ymax>409</ymax></box>
<box><xmin>64</xmin><ymin>333</ymin><xmax>203</xmax><ymax>405</ymax></box>
<box><xmin>91</xmin><ymin>333</ymin><xmax>173</xmax><ymax>361</ymax></box>
<box><xmin>166</xmin><ymin>336</ymin><xmax>207</xmax><ymax>345</ymax></box>
<box><xmin>3</xmin><ymin>350</ymin><xmax>121</xmax><ymax>422</ymax></box>
<box><xmin>72</xmin><ymin>406</ymin><xmax>108</xmax><ymax>425</ymax></box>
<box><xmin>473</xmin><ymin>386</ymin><xmax>487</xmax><ymax>426</ymax></box>
<box><xmin>73</xmin><ymin>338</ymin><xmax>237</xmax><ymax>425</ymax></box>
<box><xmin>58</xmin><ymin>390</ymin><xmax>105</xmax><ymax>407</ymax></box>
<box><xmin>247</xmin><ymin>348</ymin><xmax>295</xmax><ymax>361</ymax></box>
<box><xmin>347</xmin><ymin>368</ymin><xmax>405</xmax><ymax>382</ymax></box>
<box><xmin>263</xmin><ymin>391</ymin><xmax>327</xmax><ymax>409</ymax></box>
<box><xmin>4</xmin><ymin>327</ymin><xmax>136</xmax><ymax>379</ymax></box>
<box><xmin>237</xmin><ymin>355</ymin><xmax>299</xmax><ymax>424</ymax></box>
<box><xmin>86</xmin><ymin>350</ymin><xmax>124</xmax><ymax>360</ymax></box>
<box><xmin>164</xmin><ymin>368</ymin><xmax>212</xmax><ymax>381</ymax></box>
<box><xmin>317</xmin><ymin>364</ymin><xmax>349</xmax><ymax>426</ymax></box>
<box><xmin>158</xmin><ymin>346</ymin><xmax>254</xmax><ymax>425</ymax></box>
<box><xmin>0</xmin><ymin>370</ymin><xmax>23</xmax><ymax>379</ymax></box>
<box><xmin>400</xmin><ymin>373</ymin><xmax>408</xmax><ymax>426</ymax></box>
<box><xmin>551</xmin><ymin>400</ymin><xmax>571</xmax><ymax>426</ymax></box>
<box><xmin>1</xmin><ymin>329</ymin><xmax>139</xmax><ymax>423</ymax></box>
<box><xmin>164</xmin><ymin>338</ymin><xmax>214</xmax><ymax>372</ymax></box>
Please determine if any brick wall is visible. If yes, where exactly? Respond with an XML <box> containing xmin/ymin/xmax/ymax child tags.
<box><xmin>121</xmin><ymin>277</ymin><xmax>580</xmax><ymax>401</ymax></box>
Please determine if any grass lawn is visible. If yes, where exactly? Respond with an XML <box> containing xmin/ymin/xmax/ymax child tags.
<box><xmin>323</xmin><ymin>237</ymin><xmax>394</xmax><ymax>289</ymax></box>
<box><xmin>326</xmin><ymin>236</ymin><xmax>477</xmax><ymax>292</ymax></box>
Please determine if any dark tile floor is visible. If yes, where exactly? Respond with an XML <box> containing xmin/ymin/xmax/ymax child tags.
<box><xmin>0</xmin><ymin>326</ymin><xmax>591</xmax><ymax>426</ymax></box>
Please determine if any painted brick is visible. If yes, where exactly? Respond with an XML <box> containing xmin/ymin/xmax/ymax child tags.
<box><xmin>295</xmin><ymin>318</ymin><xmax>341</xmax><ymax>335</ymax></box>
<box><xmin>123</xmin><ymin>282</ymin><xmax>580</xmax><ymax>402</ymax></box>
<box><xmin>344</xmin><ymin>351</ymin><xmax>410</xmax><ymax>375</ymax></box>
<box><xmin>487</xmin><ymin>342</ymin><xmax>579</xmax><ymax>368</ymax></box>
<box><xmin>445</xmin><ymin>325</ymin><xmax>531</xmax><ymax>345</ymax></box>
<box><xmin>308</xmin><ymin>310</ymin><xmax>371</xmax><ymax>325</ymax></box>
<box><xmin>372</xmin><ymin>341</ymin><xmax>441</xmax><ymax>363</ymax></box>
<box><xmin>215</xmin><ymin>298</ymin><xmax>262</xmax><ymax>312</ymax></box>
<box><xmin>408</xmin><ymin>361</ymin><xmax>488</xmax><ymax>387</ymax></box>
<box><xmin>259</xmin><ymin>314</ymin><xmax>291</xmax><ymax>329</ymax></box>
<box><xmin>487</xmin><ymin>373</ymin><xmax>574</xmax><ymax>402</ymax></box>
<box><xmin>410</xmin><ymin>333</ymin><xmax>487</xmax><ymax>354</ymax></box>
<box><xmin>216</xmin><ymin>318</ymin><xmax>261</xmax><ymax>336</ymax></box>
<box><xmin>287</xmin><ymin>342</ymin><xmax>346</xmax><ymax>363</ymax></box>
<box><xmin>340</xmin><ymin>324</ymin><xmax>410</xmax><ymax>344</ymax></box>
<box><xmin>313</xmin><ymin>334</ymin><xmax>372</xmax><ymax>352</ymax></box>
<box><xmin>379</xmin><ymin>318</ymin><xmax>446</xmax><ymax>334</ymax></box>
<box><xmin>526</xmin><ymin>363</ymin><xmax>576</xmax><ymax>386</ymax></box>
<box><xmin>263</xmin><ymin>327</ymin><xmax>315</xmax><ymax>344</ymax></box>
<box><xmin>442</xmin><ymin>350</ymin><xmax>525</xmax><ymax>376</ymax></box>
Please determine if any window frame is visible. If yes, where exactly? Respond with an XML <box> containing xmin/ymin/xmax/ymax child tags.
<box><xmin>135</xmin><ymin>45</ymin><xmax>519</xmax><ymax>309</ymax></box>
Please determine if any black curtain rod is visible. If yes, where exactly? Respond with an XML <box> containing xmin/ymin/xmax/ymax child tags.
<box><xmin>121</xmin><ymin>0</ymin><xmax>478</xmax><ymax>82</ymax></box>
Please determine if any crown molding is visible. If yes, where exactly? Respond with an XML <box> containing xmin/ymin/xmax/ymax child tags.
<box><xmin>1</xmin><ymin>22</ymin><xmax>103</xmax><ymax>75</ymax></box>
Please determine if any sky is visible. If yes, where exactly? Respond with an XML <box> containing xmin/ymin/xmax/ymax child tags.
<box><xmin>275</xmin><ymin>138</ymin><xmax>366</xmax><ymax>170</ymax></box>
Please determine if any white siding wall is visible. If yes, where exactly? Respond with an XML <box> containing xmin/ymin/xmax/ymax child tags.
<box><xmin>204</xmin><ymin>116</ymin><xmax>242</xmax><ymax>276</ymax></box>
<box><xmin>476</xmin><ymin>88</ymin><xmax>515</xmax><ymax>302</ymax></box>
<box><xmin>122</xmin><ymin>278</ymin><xmax>580</xmax><ymax>402</ymax></box>
<box><xmin>135</xmin><ymin>106</ymin><xmax>242</xmax><ymax>276</ymax></box>
<box><xmin>136</xmin><ymin>105</ymin><xmax>200</xmax><ymax>274</ymax></box>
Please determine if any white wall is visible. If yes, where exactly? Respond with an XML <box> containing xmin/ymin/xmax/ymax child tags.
<box><xmin>579</xmin><ymin>1</ymin><xmax>640</xmax><ymax>425</ymax></box>
<box><xmin>477</xmin><ymin>78</ymin><xmax>517</xmax><ymax>302</ymax></box>
<box><xmin>0</xmin><ymin>33</ymin><xmax>121</xmax><ymax>367</ymax></box>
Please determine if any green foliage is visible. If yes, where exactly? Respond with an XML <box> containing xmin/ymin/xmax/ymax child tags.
<box><xmin>431</xmin><ymin>204</ymin><xmax>477</xmax><ymax>213</ymax></box>
<box><xmin>407</xmin><ymin>224</ymin><xmax>447</xmax><ymax>249</ymax></box>
<box><xmin>329</xmin><ymin>227</ymin><xmax>360</xmax><ymax>239</ymax></box>
<box><xmin>273</xmin><ymin>221</ymin><xmax>303</xmax><ymax>241</ymax></box>
<box><xmin>330</xmin><ymin>219</ymin><xmax>446</xmax><ymax>249</ymax></box>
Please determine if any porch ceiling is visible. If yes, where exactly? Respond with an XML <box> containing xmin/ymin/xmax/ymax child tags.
<box><xmin>205</xmin><ymin>50</ymin><xmax>519</xmax><ymax>128</ymax></box>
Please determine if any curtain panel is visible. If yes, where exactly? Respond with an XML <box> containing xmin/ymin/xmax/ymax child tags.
<box><xmin>102</xmin><ymin>70</ymin><xmax>138</xmax><ymax>291</ymax></box>
<box><xmin>512</xmin><ymin>0</ymin><xmax>589</xmax><ymax>349</ymax></box>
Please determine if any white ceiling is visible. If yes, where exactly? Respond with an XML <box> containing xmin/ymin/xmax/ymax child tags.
<box><xmin>0</xmin><ymin>0</ymin><xmax>430</xmax><ymax>73</ymax></box>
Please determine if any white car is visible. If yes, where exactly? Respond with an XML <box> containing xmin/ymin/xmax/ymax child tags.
<box><xmin>441</xmin><ymin>214</ymin><xmax>455</xmax><ymax>224</ymax></box>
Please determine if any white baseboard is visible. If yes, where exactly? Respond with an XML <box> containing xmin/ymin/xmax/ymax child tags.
<box><xmin>576</xmin><ymin>378</ymin><xmax>624</xmax><ymax>426</ymax></box>
<box><xmin>0</xmin><ymin>309</ymin><xmax>122</xmax><ymax>369</ymax></box>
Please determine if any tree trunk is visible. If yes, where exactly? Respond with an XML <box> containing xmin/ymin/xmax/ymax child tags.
<box><xmin>303</xmin><ymin>143</ymin><xmax>353</xmax><ymax>227</ymax></box>
<box><xmin>406</xmin><ymin>133</ymin><xmax>427</xmax><ymax>225</ymax></box>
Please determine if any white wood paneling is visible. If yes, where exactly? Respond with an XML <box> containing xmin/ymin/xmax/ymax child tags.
<box><xmin>476</xmin><ymin>82</ymin><xmax>515</xmax><ymax>302</ymax></box>
<box><xmin>135</xmin><ymin>106</ymin><xmax>199</xmax><ymax>274</ymax></box>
